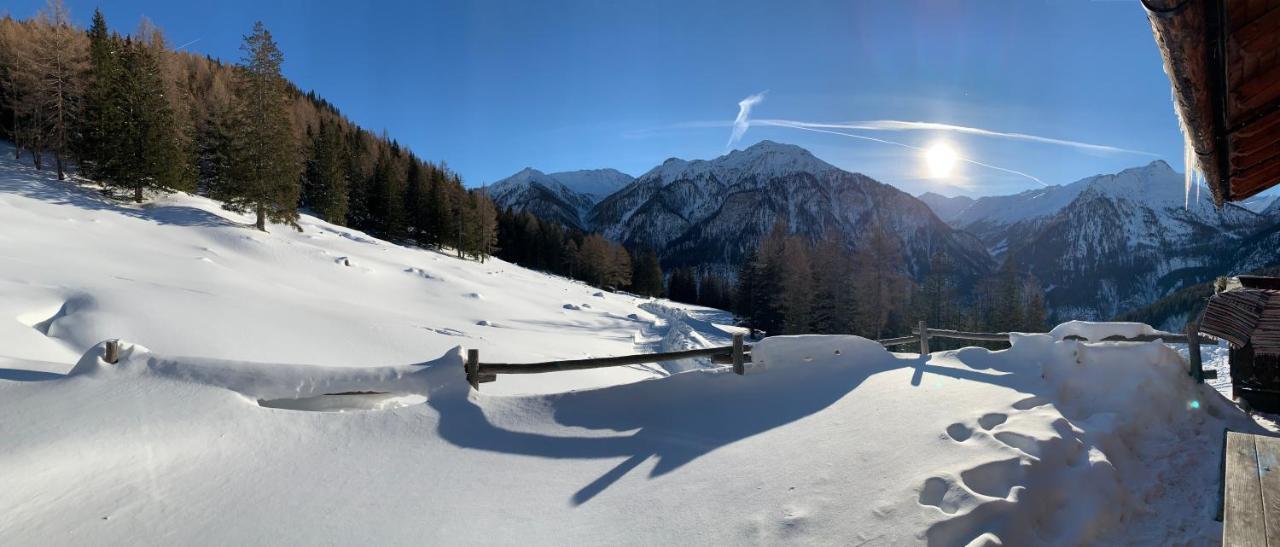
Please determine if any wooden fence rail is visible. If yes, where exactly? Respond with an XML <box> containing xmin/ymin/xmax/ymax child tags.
<box><xmin>886</xmin><ymin>322</ymin><xmax>1218</xmax><ymax>383</ymax></box>
<box><xmin>461</xmin><ymin>323</ymin><xmax>1224</xmax><ymax>390</ymax></box>
<box><xmin>466</xmin><ymin>333</ymin><xmax>750</xmax><ymax>389</ymax></box>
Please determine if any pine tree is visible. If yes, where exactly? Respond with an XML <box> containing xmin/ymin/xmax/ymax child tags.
<box><xmin>631</xmin><ymin>247</ymin><xmax>664</xmax><ymax>297</ymax></box>
<box><xmin>751</xmin><ymin>221</ymin><xmax>789</xmax><ymax>335</ymax></box>
<box><xmin>99</xmin><ymin>35</ymin><xmax>183</xmax><ymax>202</ymax></box>
<box><xmin>779</xmin><ymin>236</ymin><xmax>812</xmax><ymax>334</ymax></box>
<box><xmin>304</xmin><ymin>120</ymin><xmax>347</xmax><ymax>223</ymax></box>
<box><xmin>916</xmin><ymin>251</ymin><xmax>956</xmax><ymax>328</ymax></box>
<box><xmin>734</xmin><ymin>250</ymin><xmax>759</xmax><ymax>328</ymax></box>
<box><xmin>810</xmin><ymin>234</ymin><xmax>856</xmax><ymax>334</ymax></box>
<box><xmin>852</xmin><ymin>220</ymin><xmax>905</xmax><ymax>339</ymax></box>
<box><xmin>222</xmin><ymin>21</ymin><xmax>299</xmax><ymax>231</ymax></box>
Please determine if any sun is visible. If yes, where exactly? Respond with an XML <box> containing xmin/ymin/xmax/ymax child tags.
<box><xmin>924</xmin><ymin>142</ymin><xmax>958</xmax><ymax>178</ymax></box>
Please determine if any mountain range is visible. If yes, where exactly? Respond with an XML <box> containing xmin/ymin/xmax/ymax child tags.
<box><xmin>489</xmin><ymin>141</ymin><xmax>1280</xmax><ymax>324</ymax></box>
<box><xmin>492</xmin><ymin>141</ymin><xmax>993</xmax><ymax>283</ymax></box>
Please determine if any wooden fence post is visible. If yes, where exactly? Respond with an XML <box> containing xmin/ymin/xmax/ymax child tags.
<box><xmin>732</xmin><ymin>333</ymin><xmax>745</xmax><ymax>375</ymax></box>
<box><xmin>104</xmin><ymin>339</ymin><xmax>119</xmax><ymax>365</ymax></box>
<box><xmin>1187</xmin><ymin>321</ymin><xmax>1203</xmax><ymax>383</ymax></box>
<box><xmin>918</xmin><ymin>321</ymin><xmax>930</xmax><ymax>356</ymax></box>
<box><xmin>466</xmin><ymin>349</ymin><xmax>480</xmax><ymax>390</ymax></box>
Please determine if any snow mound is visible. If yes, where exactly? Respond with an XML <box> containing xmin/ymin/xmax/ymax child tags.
<box><xmin>1048</xmin><ymin>320</ymin><xmax>1160</xmax><ymax>341</ymax></box>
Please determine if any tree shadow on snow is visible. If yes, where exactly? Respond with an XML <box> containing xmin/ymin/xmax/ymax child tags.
<box><xmin>1</xmin><ymin>160</ymin><xmax>241</xmax><ymax>229</ymax></box>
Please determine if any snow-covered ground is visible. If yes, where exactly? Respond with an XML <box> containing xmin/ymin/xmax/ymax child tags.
<box><xmin>0</xmin><ymin>147</ymin><xmax>1266</xmax><ymax>545</ymax></box>
<box><xmin>0</xmin><ymin>144</ymin><xmax>734</xmax><ymax>395</ymax></box>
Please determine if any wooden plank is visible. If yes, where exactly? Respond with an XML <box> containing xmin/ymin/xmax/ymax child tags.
<box><xmin>1189</xmin><ymin>321</ymin><xmax>1204</xmax><ymax>382</ymax></box>
<box><xmin>104</xmin><ymin>339</ymin><xmax>119</xmax><ymax>365</ymax></box>
<box><xmin>1224</xmin><ymin>431</ymin><xmax>1267</xmax><ymax>547</ymax></box>
<box><xmin>480</xmin><ymin>345</ymin><xmax>747</xmax><ymax>374</ymax></box>
<box><xmin>878</xmin><ymin>336</ymin><xmax>917</xmax><ymax>347</ymax></box>
<box><xmin>918</xmin><ymin>321</ymin><xmax>930</xmax><ymax>356</ymax></box>
<box><xmin>911</xmin><ymin>328</ymin><xmax>1011</xmax><ymax>342</ymax></box>
<box><xmin>465</xmin><ymin>349</ymin><xmax>480</xmax><ymax>390</ymax></box>
<box><xmin>732</xmin><ymin>333</ymin><xmax>745</xmax><ymax>375</ymax></box>
<box><xmin>1253</xmin><ymin>435</ymin><xmax>1280</xmax><ymax>543</ymax></box>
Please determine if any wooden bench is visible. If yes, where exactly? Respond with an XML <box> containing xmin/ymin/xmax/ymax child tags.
<box><xmin>1224</xmin><ymin>431</ymin><xmax>1280</xmax><ymax>545</ymax></box>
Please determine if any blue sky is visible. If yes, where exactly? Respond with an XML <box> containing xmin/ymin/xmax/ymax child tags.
<box><xmin>10</xmin><ymin>0</ymin><xmax>1191</xmax><ymax>196</ymax></box>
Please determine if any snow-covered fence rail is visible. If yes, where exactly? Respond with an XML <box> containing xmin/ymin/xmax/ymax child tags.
<box><xmin>464</xmin><ymin>333</ymin><xmax>750</xmax><ymax>390</ymax></box>
<box><xmin>878</xmin><ymin>321</ymin><xmax>1219</xmax><ymax>383</ymax></box>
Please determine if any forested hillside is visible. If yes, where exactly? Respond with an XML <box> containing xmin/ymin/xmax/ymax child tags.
<box><xmin>0</xmin><ymin>3</ymin><xmax>497</xmax><ymax>258</ymax></box>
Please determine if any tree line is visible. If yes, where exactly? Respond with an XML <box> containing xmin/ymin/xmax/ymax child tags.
<box><xmin>734</xmin><ymin>222</ymin><xmax>1046</xmax><ymax>340</ymax></box>
<box><xmin>0</xmin><ymin>2</ymin><xmax>497</xmax><ymax>259</ymax></box>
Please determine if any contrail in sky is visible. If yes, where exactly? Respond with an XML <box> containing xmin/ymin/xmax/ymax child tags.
<box><xmin>176</xmin><ymin>38</ymin><xmax>201</xmax><ymax>51</ymax></box>
<box><xmin>727</xmin><ymin>92</ymin><xmax>766</xmax><ymax>149</ymax></box>
<box><xmin>758</xmin><ymin>119</ymin><xmax>1155</xmax><ymax>156</ymax></box>
<box><xmin>758</xmin><ymin>119</ymin><xmax>1047</xmax><ymax>186</ymax></box>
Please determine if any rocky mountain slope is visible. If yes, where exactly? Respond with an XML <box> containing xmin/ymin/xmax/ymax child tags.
<box><xmin>933</xmin><ymin>161</ymin><xmax>1271</xmax><ymax>321</ymax></box>
<box><xmin>488</xmin><ymin>167</ymin><xmax>633</xmax><ymax>230</ymax></box>
<box><xmin>587</xmin><ymin>141</ymin><xmax>994</xmax><ymax>281</ymax></box>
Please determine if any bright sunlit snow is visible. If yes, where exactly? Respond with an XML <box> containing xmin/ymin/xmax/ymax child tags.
<box><xmin>0</xmin><ymin>146</ymin><xmax>1259</xmax><ymax>545</ymax></box>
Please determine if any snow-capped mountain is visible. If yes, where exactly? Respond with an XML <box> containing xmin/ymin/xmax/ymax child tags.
<box><xmin>1003</xmin><ymin>160</ymin><xmax>1269</xmax><ymax>320</ymax></box>
<box><xmin>588</xmin><ymin>140</ymin><xmax>994</xmax><ymax>281</ymax></box>
<box><xmin>915</xmin><ymin>192</ymin><xmax>974</xmax><ymax>223</ymax></box>
<box><xmin>488</xmin><ymin>168</ymin><xmax>633</xmax><ymax>230</ymax></box>
<box><xmin>939</xmin><ymin>178</ymin><xmax>1093</xmax><ymax>255</ymax></box>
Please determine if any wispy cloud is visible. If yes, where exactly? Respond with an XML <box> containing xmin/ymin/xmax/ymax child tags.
<box><xmin>756</xmin><ymin>119</ymin><xmax>1154</xmax><ymax>156</ymax></box>
<box><xmin>726</xmin><ymin>92</ymin><xmax>766</xmax><ymax>149</ymax></box>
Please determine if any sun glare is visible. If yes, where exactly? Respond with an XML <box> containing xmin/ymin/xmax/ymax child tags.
<box><xmin>924</xmin><ymin>142</ymin><xmax>958</xmax><ymax>178</ymax></box>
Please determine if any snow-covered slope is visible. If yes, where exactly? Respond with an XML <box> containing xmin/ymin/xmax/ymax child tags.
<box><xmin>588</xmin><ymin>140</ymin><xmax>993</xmax><ymax>281</ymax></box>
<box><xmin>947</xmin><ymin>178</ymin><xmax>1093</xmax><ymax>253</ymax></box>
<box><xmin>544</xmin><ymin>168</ymin><xmax>634</xmax><ymax>200</ymax></box>
<box><xmin>0</xmin><ymin>144</ymin><xmax>1262</xmax><ymax>545</ymax></box>
<box><xmin>0</xmin><ymin>144</ymin><xmax>729</xmax><ymax>395</ymax></box>
<box><xmin>488</xmin><ymin>167</ymin><xmax>633</xmax><ymax>230</ymax></box>
<box><xmin>916</xmin><ymin>191</ymin><xmax>974</xmax><ymax>223</ymax></box>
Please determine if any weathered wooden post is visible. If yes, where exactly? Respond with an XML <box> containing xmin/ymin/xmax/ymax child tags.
<box><xmin>1187</xmin><ymin>321</ymin><xmax>1203</xmax><ymax>383</ymax></box>
<box><xmin>918</xmin><ymin>321</ymin><xmax>930</xmax><ymax>356</ymax></box>
<box><xmin>104</xmin><ymin>339</ymin><xmax>119</xmax><ymax>365</ymax></box>
<box><xmin>465</xmin><ymin>349</ymin><xmax>480</xmax><ymax>390</ymax></box>
<box><xmin>732</xmin><ymin>333</ymin><xmax>745</xmax><ymax>375</ymax></box>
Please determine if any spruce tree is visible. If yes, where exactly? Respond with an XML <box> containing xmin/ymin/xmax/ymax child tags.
<box><xmin>77</xmin><ymin>8</ymin><xmax>113</xmax><ymax>178</ymax></box>
<box><xmin>631</xmin><ymin>248</ymin><xmax>664</xmax><ymax>297</ymax></box>
<box><xmin>304</xmin><ymin>120</ymin><xmax>347</xmax><ymax>223</ymax></box>
<box><xmin>223</xmin><ymin>21</ymin><xmax>299</xmax><ymax>231</ymax></box>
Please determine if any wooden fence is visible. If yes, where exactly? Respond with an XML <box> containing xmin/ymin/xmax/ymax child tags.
<box><xmin>880</xmin><ymin>321</ymin><xmax>1219</xmax><ymax>383</ymax></box>
<box><xmin>465</xmin><ymin>333</ymin><xmax>749</xmax><ymax>390</ymax></box>
<box><xmin>459</xmin><ymin>321</ymin><xmax>1222</xmax><ymax>390</ymax></box>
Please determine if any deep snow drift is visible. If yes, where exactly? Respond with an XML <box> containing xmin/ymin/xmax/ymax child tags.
<box><xmin>0</xmin><ymin>148</ymin><xmax>1262</xmax><ymax>545</ymax></box>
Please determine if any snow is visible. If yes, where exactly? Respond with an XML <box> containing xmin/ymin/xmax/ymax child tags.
<box><xmin>1048</xmin><ymin>320</ymin><xmax>1160</xmax><ymax>341</ymax></box>
<box><xmin>2</xmin><ymin>331</ymin><xmax>1257</xmax><ymax>544</ymax></box>
<box><xmin>0</xmin><ymin>142</ymin><xmax>733</xmax><ymax>396</ymax></box>
<box><xmin>0</xmin><ymin>143</ymin><xmax>1266</xmax><ymax>545</ymax></box>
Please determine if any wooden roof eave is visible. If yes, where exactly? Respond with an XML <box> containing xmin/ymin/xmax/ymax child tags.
<box><xmin>1144</xmin><ymin>0</ymin><xmax>1231</xmax><ymax>206</ymax></box>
